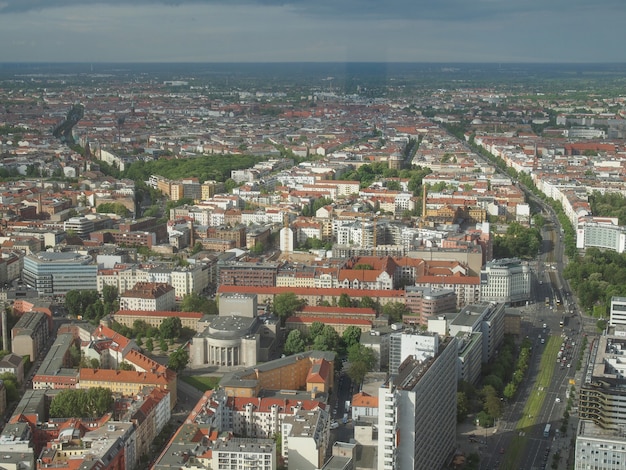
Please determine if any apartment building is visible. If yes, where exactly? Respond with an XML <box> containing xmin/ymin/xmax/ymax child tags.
<box><xmin>377</xmin><ymin>336</ymin><xmax>458</xmax><ymax>470</ymax></box>
<box><xmin>448</xmin><ymin>302</ymin><xmax>505</xmax><ymax>363</ymax></box>
<box><xmin>119</xmin><ymin>282</ymin><xmax>176</xmax><ymax>311</ymax></box>
<box><xmin>579</xmin><ymin>328</ymin><xmax>626</xmax><ymax>429</ymax></box>
<box><xmin>112</xmin><ymin>310</ymin><xmax>204</xmax><ymax>331</ymax></box>
<box><xmin>388</xmin><ymin>330</ymin><xmax>440</xmax><ymax>374</ymax></box>
<box><xmin>11</xmin><ymin>310</ymin><xmax>50</xmax><ymax>362</ymax></box>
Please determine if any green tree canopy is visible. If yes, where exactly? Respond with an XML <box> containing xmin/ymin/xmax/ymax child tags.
<box><xmin>181</xmin><ymin>293</ymin><xmax>217</xmax><ymax>315</ymax></box>
<box><xmin>342</xmin><ymin>326</ymin><xmax>362</xmax><ymax>349</ymax></box>
<box><xmin>168</xmin><ymin>347</ymin><xmax>190</xmax><ymax>372</ymax></box>
<box><xmin>49</xmin><ymin>388</ymin><xmax>114</xmax><ymax>418</ymax></box>
<box><xmin>338</xmin><ymin>293</ymin><xmax>352</xmax><ymax>308</ymax></box>
<box><xmin>312</xmin><ymin>325</ymin><xmax>341</xmax><ymax>352</ymax></box>
<box><xmin>346</xmin><ymin>343</ymin><xmax>376</xmax><ymax>385</ymax></box>
<box><xmin>96</xmin><ymin>202</ymin><xmax>131</xmax><ymax>217</ymax></box>
<box><xmin>382</xmin><ymin>302</ymin><xmax>411</xmax><ymax>323</ymax></box>
<box><xmin>273</xmin><ymin>292</ymin><xmax>305</xmax><ymax>324</ymax></box>
<box><xmin>284</xmin><ymin>330</ymin><xmax>306</xmax><ymax>355</ymax></box>
<box><xmin>160</xmin><ymin>317</ymin><xmax>182</xmax><ymax>339</ymax></box>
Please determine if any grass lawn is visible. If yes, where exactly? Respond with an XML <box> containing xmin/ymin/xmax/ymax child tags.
<box><xmin>501</xmin><ymin>335</ymin><xmax>561</xmax><ymax>470</ymax></box>
<box><xmin>181</xmin><ymin>375</ymin><xmax>221</xmax><ymax>392</ymax></box>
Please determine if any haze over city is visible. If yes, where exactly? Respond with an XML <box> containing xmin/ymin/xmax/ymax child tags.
<box><xmin>0</xmin><ymin>0</ymin><xmax>624</xmax><ymax>63</ymax></box>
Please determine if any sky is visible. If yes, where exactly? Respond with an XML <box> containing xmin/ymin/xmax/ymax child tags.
<box><xmin>0</xmin><ymin>0</ymin><xmax>624</xmax><ymax>63</ymax></box>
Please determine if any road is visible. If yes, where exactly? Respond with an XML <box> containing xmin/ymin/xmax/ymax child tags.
<box><xmin>479</xmin><ymin>207</ymin><xmax>589</xmax><ymax>470</ymax></box>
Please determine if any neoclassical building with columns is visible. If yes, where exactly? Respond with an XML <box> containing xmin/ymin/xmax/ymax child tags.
<box><xmin>190</xmin><ymin>293</ymin><xmax>277</xmax><ymax>368</ymax></box>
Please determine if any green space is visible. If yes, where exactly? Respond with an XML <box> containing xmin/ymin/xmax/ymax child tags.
<box><xmin>181</xmin><ymin>375</ymin><xmax>221</xmax><ymax>392</ymax></box>
<box><xmin>501</xmin><ymin>335</ymin><xmax>560</xmax><ymax>470</ymax></box>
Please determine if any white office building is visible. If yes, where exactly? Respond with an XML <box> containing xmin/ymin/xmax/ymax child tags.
<box><xmin>577</xmin><ymin>218</ymin><xmax>626</xmax><ymax>254</ymax></box>
<box><xmin>388</xmin><ymin>330</ymin><xmax>439</xmax><ymax>374</ymax></box>
<box><xmin>480</xmin><ymin>258</ymin><xmax>531</xmax><ymax>305</ymax></box>
<box><xmin>575</xmin><ymin>420</ymin><xmax>626</xmax><ymax>470</ymax></box>
<box><xmin>377</xmin><ymin>336</ymin><xmax>457</xmax><ymax>470</ymax></box>
<box><xmin>610</xmin><ymin>297</ymin><xmax>626</xmax><ymax>327</ymax></box>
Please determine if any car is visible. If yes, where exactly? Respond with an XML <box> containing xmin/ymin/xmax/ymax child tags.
<box><xmin>556</xmin><ymin>397</ymin><xmax>561</xmax><ymax>403</ymax></box>
<box><xmin>567</xmin><ymin>363</ymin><xmax>571</xmax><ymax>368</ymax></box>
<box><xmin>330</xmin><ymin>422</ymin><xmax>339</xmax><ymax>429</ymax></box>
<box><xmin>499</xmin><ymin>447</ymin><xmax>505</xmax><ymax>454</ymax></box>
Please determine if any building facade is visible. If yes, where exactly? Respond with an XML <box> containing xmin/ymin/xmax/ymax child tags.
<box><xmin>23</xmin><ymin>252</ymin><xmax>97</xmax><ymax>295</ymax></box>
<box><xmin>377</xmin><ymin>337</ymin><xmax>458</xmax><ymax>470</ymax></box>
<box><xmin>480</xmin><ymin>258</ymin><xmax>531</xmax><ymax>305</ymax></box>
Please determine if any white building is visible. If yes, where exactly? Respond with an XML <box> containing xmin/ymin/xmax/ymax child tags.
<box><xmin>388</xmin><ymin>331</ymin><xmax>439</xmax><ymax>374</ymax></box>
<box><xmin>480</xmin><ymin>258</ymin><xmax>531</xmax><ymax>305</ymax></box>
<box><xmin>577</xmin><ymin>218</ymin><xmax>626</xmax><ymax>254</ymax></box>
<box><xmin>282</xmin><ymin>408</ymin><xmax>330</xmax><ymax>470</ymax></box>
<box><xmin>610</xmin><ymin>297</ymin><xmax>626</xmax><ymax>327</ymax></box>
<box><xmin>575</xmin><ymin>420</ymin><xmax>626</xmax><ymax>470</ymax></box>
<box><xmin>377</xmin><ymin>337</ymin><xmax>458</xmax><ymax>470</ymax></box>
<box><xmin>449</xmin><ymin>302</ymin><xmax>505</xmax><ymax>364</ymax></box>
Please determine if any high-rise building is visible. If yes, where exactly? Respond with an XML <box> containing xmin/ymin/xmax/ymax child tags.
<box><xmin>388</xmin><ymin>329</ymin><xmax>439</xmax><ymax>374</ymax></box>
<box><xmin>377</xmin><ymin>336</ymin><xmax>457</xmax><ymax>470</ymax></box>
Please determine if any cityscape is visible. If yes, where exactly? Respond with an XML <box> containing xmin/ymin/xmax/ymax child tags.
<box><xmin>0</xmin><ymin>62</ymin><xmax>625</xmax><ymax>470</ymax></box>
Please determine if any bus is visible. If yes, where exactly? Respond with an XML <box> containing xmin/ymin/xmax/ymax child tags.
<box><xmin>543</xmin><ymin>423</ymin><xmax>551</xmax><ymax>437</ymax></box>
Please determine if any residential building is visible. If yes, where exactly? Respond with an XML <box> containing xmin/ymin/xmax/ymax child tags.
<box><xmin>0</xmin><ymin>353</ymin><xmax>25</xmax><ymax>384</ymax></box>
<box><xmin>403</xmin><ymin>286</ymin><xmax>456</xmax><ymax>326</ymax></box>
<box><xmin>112</xmin><ymin>310</ymin><xmax>204</xmax><ymax>331</ymax></box>
<box><xmin>11</xmin><ymin>310</ymin><xmax>50</xmax><ymax>362</ymax></box>
<box><xmin>448</xmin><ymin>302</ymin><xmax>505</xmax><ymax>363</ymax></box>
<box><xmin>389</xmin><ymin>330</ymin><xmax>439</xmax><ymax>374</ymax></box>
<box><xmin>119</xmin><ymin>282</ymin><xmax>176</xmax><ymax>311</ymax></box>
<box><xmin>576</xmin><ymin>218</ymin><xmax>626</xmax><ymax>253</ymax></box>
<box><xmin>377</xmin><ymin>337</ymin><xmax>458</xmax><ymax>470</ymax></box>
<box><xmin>579</xmin><ymin>327</ymin><xmax>626</xmax><ymax>429</ymax></box>
<box><xmin>282</xmin><ymin>408</ymin><xmax>330</xmax><ymax>470</ymax></box>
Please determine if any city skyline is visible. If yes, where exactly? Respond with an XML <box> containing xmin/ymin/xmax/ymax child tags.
<box><xmin>0</xmin><ymin>0</ymin><xmax>624</xmax><ymax>63</ymax></box>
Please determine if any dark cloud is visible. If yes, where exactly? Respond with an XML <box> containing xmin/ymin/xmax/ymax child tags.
<box><xmin>0</xmin><ymin>0</ymin><xmax>619</xmax><ymax>22</ymax></box>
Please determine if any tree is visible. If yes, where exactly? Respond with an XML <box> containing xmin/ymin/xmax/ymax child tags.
<box><xmin>338</xmin><ymin>293</ymin><xmax>352</xmax><ymax>308</ymax></box>
<box><xmin>168</xmin><ymin>348</ymin><xmax>190</xmax><ymax>372</ymax></box>
<box><xmin>69</xmin><ymin>344</ymin><xmax>81</xmax><ymax>367</ymax></box>
<box><xmin>181</xmin><ymin>293</ymin><xmax>217</xmax><ymax>315</ymax></box>
<box><xmin>49</xmin><ymin>388</ymin><xmax>114</xmax><ymax>418</ymax></box>
<box><xmin>133</xmin><ymin>320</ymin><xmax>150</xmax><ymax>337</ymax></box>
<box><xmin>457</xmin><ymin>392</ymin><xmax>469</xmax><ymax>423</ymax></box>
<box><xmin>359</xmin><ymin>296</ymin><xmax>378</xmax><ymax>312</ymax></box>
<box><xmin>0</xmin><ymin>372</ymin><xmax>19</xmax><ymax>403</ymax></box>
<box><xmin>308</xmin><ymin>321</ymin><xmax>325</xmax><ymax>340</ymax></box>
<box><xmin>273</xmin><ymin>292</ymin><xmax>305</xmax><ymax>325</ymax></box>
<box><xmin>312</xmin><ymin>325</ymin><xmax>341</xmax><ymax>352</ymax></box>
<box><xmin>342</xmin><ymin>326</ymin><xmax>362</xmax><ymax>349</ymax></box>
<box><xmin>160</xmin><ymin>317</ymin><xmax>182</xmax><ymax>339</ymax></box>
<box><xmin>346</xmin><ymin>343</ymin><xmax>376</xmax><ymax>385</ymax></box>
<box><xmin>118</xmin><ymin>362</ymin><xmax>135</xmax><ymax>371</ymax></box>
<box><xmin>382</xmin><ymin>302</ymin><xmax>411</xmax><ymax>323</ymax></box>
<box><xmin>102</xmin><ymin>285</ymin><xmax>118</xmax><ymax>304</ymax></box>
<box><xmin>284</xmin><ymin>330</ymin><xmax>306</xmax><ymax>355</ymax></box>
<box><xmin>145</xmin><ymin>338</ymin><xmax>154</xmax><ymax>352</ymax></box>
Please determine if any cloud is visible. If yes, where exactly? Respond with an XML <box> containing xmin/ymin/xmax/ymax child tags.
<box><xmin>0</xmin><ymin>0</ymin><xmax>619</xmax><ymax>22</ymax></box>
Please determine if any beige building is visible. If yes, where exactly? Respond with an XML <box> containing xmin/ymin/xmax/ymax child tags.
<box><xmin>119</xmin><ymin>282</ymin><xmax>176</xmax><ymax>311</ymax></box>
<box><xmin>11</xmin><ymin>310</ymin><xmax>50</xmax><ymax>362</ymax></box>
<box><xmin>113</xmin><ymin>310</ymin><xmax>204</xmax><ymax>331</ymax></box>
